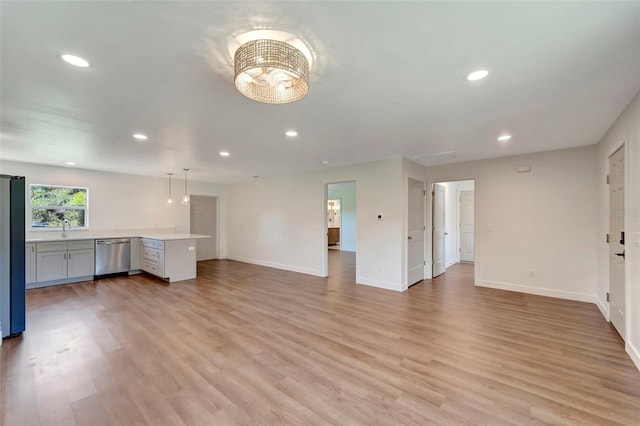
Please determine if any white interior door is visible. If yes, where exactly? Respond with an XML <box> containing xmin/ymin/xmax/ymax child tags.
<box><xmin>609</xmin><ymin>146</ymin><xmax>625</xmax><ymax>339</ymax></box>
<box><xmin>190</xmin><ymin>195</ymin><xmax>218</xmax><ymax>261</ymax></box>
<box><xmin>433</xmin><ymin>183</ymin><xmax>446</xmax><ymax>277</ymax></box>
<box><xmin>459</xmin><ymin>190</ymin><xmax>475</xmax><ymax>262</ymax></box>
<box><xmin>408</xmin><ymin>179</ymin><xmax>425</xmax><ymax>285</ymax></box>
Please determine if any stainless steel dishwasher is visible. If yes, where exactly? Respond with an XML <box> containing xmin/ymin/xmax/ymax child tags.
<box><xmin>95</xmin><ymin>238</ymin><xmax>131</xmax><ymax>277</ymax></box>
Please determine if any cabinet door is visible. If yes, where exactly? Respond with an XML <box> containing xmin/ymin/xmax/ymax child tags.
<box><xmin>26</xmin><ymin>243</ymin><xmax>36</xmax><ymax>284</ymax></box>
<box><xmin>37</xmin><ymin>251</ymin><xmax>67</xmax><ymax>282</ymax></box>
<box><xmin>129</xmin><ymin>237</ymin><xmax>141</xmax><ymax>270</ymax></box>
<box><xmin>68</xmin><ymin>249</ymin><xmax>95</xmax><ymax>278</ymax></box>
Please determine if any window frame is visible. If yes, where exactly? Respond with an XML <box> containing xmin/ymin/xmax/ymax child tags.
<box><xmin>29</xmin><ymin>184</ymin><xmax>89</xmax><ymax>230</ymax></box>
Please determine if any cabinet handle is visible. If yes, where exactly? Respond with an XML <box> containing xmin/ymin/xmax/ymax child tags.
<box><xmin>64</xmin><ymin>253</ymin><xmax>66</xmax><ymax>259</ymax></box>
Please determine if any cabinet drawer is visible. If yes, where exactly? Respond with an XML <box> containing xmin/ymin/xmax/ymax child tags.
<box><xmin>143</xmin><ymin>247</ymin><xmax>159</xmax><ymax>261</ymax></box>
<box><xmin>37</xmin><ymin>241</ymin><xmax>68</xmax><ymax>252</ymax></box>
<box><xmin>68</xmin><ymin>240</ymin><xmax>94</xmax><ymax>250</ymax></box>
<box><xmin>157</xmin><ymin>240</ymin><xmax>164</xmax><ymax>249</ymax></box>
<box><xmin>142</xmin><ymin>259</ymin><xmax>164</xmax><ymax>277</ymax></box>
<box><xmin>142</xmin><ymin>239</ymin><xmax>158</xmax><ymax>248</ymax></box>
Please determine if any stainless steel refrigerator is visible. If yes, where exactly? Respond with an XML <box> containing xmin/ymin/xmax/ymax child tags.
<box><xmin>0</xmin><ymin>174</ymin><xmax>26</xmax><ymax>339</ymax></box>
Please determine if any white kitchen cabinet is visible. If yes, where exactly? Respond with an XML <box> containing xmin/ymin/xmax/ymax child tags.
<box><xmin>141</xmin><ymin>238</ymin><xmax>165</xmax><ymax>278</ymax></box>
<box><xmin>140</xmin><ymin>238</ymin><xmax>195</xmax><ymax>282</ymax></box>
<box><xmin>67</xmin><ymin>249</ymin><xmax>95</xmax><ymax>278</ymax></box>
<box><xmin>129</xmin><ymin>237</ymin><xmax>141</xmax><ymax>270</ymax></box>
<box><xmin>37</xmin><ymin>251</ymin><xmax>68</xmax><ymax>282</ymax></box>
<box><xmin>34</xmin><ymin>240</ymin><xmax>95</xmax><ymax>286</ymax></box>
<box><xmin>25</xmin><ymin>243</ymin><xmax>36</xmax><ymax>284</ymax></box>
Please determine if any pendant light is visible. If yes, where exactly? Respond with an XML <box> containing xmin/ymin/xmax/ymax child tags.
<box><xmin>181</xmin><ymin>168</ymin><xmax>190</xmax><ymax>205</ymax></box>
<box><xmin>166</xmin><ymin>173</ymin><xmax>173</xmax><ymax>205</ymax></box>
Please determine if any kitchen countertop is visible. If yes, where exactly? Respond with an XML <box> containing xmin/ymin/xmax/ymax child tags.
<box><xmin>26</xmin><ymin>232</ymin><xmax>209</xmax><ymax>243</ymax></box>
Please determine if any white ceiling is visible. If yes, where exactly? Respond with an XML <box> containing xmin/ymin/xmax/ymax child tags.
<box><xmin>1</xmin><ymin>1</ymin><xmax>639</xmax><ymax>183</ymax></box>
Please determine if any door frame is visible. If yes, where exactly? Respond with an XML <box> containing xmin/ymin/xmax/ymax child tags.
<box><xmin>425</xmin><ymin>179</ymin><xmax>477</xmax><ymax>281</ymax></box>
<box><xmin>322</xmin><ymin>181</ymin><xmax>357</xmax><ymax>277</ymax></box>
<box><xmin>605</xmin><ymin>141</ymin><xmax>630</xmax><ymax>344</ymax></box>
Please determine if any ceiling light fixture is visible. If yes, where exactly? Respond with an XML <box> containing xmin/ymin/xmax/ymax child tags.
<box><xmin>234</xmin><ymin>39</ymin><xmax>310</xmax><ymax>104</ymax></box>
<box><xmin>60</xmin><ymin>54</ymin><xmax>90</xmax><ymax>68</ymax></box>
<box><xmin>181</xmin><ymin>168</ymin><xmax>190</xmax><ymax>205</ymax></box>
<box><xmin>133</xmin><ymin>133</ymin><xmax>148</xmax><ymax>140</ymax></box>
<box><xmin>285</xmin><ymin>130</ymin><xmax>298</xmax><ymax>137</ymax></box>
<box><xmin>219</xmin><ymin>151</ymin><xmax>230</xmax><ymax>157</ymax></box>
<box><xmin>65</xmin><ymin>161</ymin><xmax>77</xmax><ymax>166</ymax></box>
<box><xmin>497</xmin><ymin>135</ymin><xmax>512</xmax><ymax>141</ymax></box>
<box><xmin>464</xmin><ymin>69</ymin><xmax>489</xmax><ymax>81</ymax></box>
<box><xmin>167</xmin><ymin>173</ymin><xmax>173</xmax><ymax>205</ymax></box>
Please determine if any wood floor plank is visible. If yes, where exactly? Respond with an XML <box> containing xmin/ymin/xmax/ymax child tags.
<box><xmin>1</xmin><ymin>252</ymin><xmax>639</xmax><ymax>425</ymax></box>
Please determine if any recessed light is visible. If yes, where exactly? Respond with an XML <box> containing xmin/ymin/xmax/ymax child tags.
<box><xmin>219</xmin><ymin>151</ymin><xmax>230</xmax><ymax>157</ymax></box>
<box><xmin>464</xmin><ymin>69</ymin><xmax>489</xmax><ymax>81</ymax></box>
<box><xmin>65</xmin><ymin>162</ymin><xmax>76</xmax><ymax>166</ymax></box>
<box><xmin>60</xmin><ymin>54</ymin><xmax>90</xmax><ymax>68</ymax></box>
<box><xmin>322</xmin><ymin>160</ymin><xmax>329</xmax><ymax>165</ymax></box>
<box><xmin>133</xmin><ymin>133</ymin><xmax>148</xmax><ymax>140</ymax></box>
<box><xmin>285</xmin><ymin>130</ymin><xmax>298</xmax><ymax>137</ymax></box>
<box><xmin>497</xmin><ymin>135</ymin><xmax>512</xmax><ymax>141</ymax></box>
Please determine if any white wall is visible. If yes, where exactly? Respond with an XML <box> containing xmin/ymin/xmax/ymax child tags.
<box><xmin>0</xmin><ymin>160</ymin><xmax>227</xmax><ymax>255</ymax></box>
<box><xmin>424</xmin><ymin>146</ymin><xmax>598</xmax><ymax>303</ymax></box>
<box><xmin>227</xmin><ymin>158</ymin><xmax>405</xmax><ymax>291</ymax></box>
<box><xmin>328</xmin><ymin>181</ymin><xmax>356</xmax><ymax>252</ymax></box>
<box><xmin>440</xmin><ymin>180</ymin><xmax>475</xmax><ymax>268</ymax></box>
<box><xmin>595</xmin><ymin>91</ymin><xmax>640</xmax><ymax>371</ymax></box>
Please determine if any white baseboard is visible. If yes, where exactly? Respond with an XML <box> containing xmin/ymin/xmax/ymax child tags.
<box><xmin>596</xmin><ymin>296</ymin><xmax>609</xmax><ymax>321</ymax></box>
<box><xmin>356</xmin><ymin>276</ymin><xmax>402</xmax><ymax>292</ymax></box>
<box><xmin>225</xmin><ymin>256</ymin><xmax>323</xmax><ymax>277</ymax></box>
<box><xmin>476</xmin><ymin>280</ymin><xmax>597</xmax><ymax>304</ymax></box>
<box><xmin>445</xmin><ymin>259</ymin><xmax>457</xmax><ymax>268</ymax></box>
<box><xmin>627</xmin><ymin>342</ymin><xmax>640</xmax><ymax>372</ymax></box>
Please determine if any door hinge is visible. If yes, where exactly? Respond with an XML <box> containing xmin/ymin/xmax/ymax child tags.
<box><xmin>423</xmin><ymin>261</ymin><xmax>426</xmax><ymax>265</ymax></box>
<box><xmin>423</xmin><ymin>225</ymin><xmax>426</xmax><ymax>230</ymax></box>
<box><xmin>606</xmin><ymin>234</ymin><xmax>610</xmax><ymax>243</ymax></box>
<box><xmin>606</xmin><ymin>292</ymin><xmax>610</xmax><ymax>302</ymax></box>
<box><xmin>423</xmin><ymin>190</ymin><xmax>426</xmax><ymax>196</ymax></box>
<box><xmin>606</xmin><ymin>175</ymin><xmax>610</xmax><ymax>184</ymax></box>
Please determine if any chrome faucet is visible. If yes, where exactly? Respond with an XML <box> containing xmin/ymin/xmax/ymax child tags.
<box><xmin>62</xmin><ymin>218</ymin><xmax>70</xmax><ymax>238</ymax></box>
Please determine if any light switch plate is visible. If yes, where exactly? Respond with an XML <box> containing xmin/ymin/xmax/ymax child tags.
<box><xmin>188</xmin><ymin>246</ymin><xmax>195</xmax><ymax>251</ymax></box>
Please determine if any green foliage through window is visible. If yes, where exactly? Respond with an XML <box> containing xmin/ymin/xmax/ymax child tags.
<box><xmin>30</xmin><ymin>185</ymin><xmax>88</xmax><ymax>228</ymax></box>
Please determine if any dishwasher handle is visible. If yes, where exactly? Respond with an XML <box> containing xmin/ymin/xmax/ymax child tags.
<box><xmin>96</xmin><ymin>239</ymin><xmax>130</xmax><ymax>245</ymax></box>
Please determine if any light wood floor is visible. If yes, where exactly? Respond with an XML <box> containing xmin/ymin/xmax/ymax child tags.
<box><xmin>2</xmin><ymin>251</ymin><xmax>639</xmax><ymax>425</ymax></box>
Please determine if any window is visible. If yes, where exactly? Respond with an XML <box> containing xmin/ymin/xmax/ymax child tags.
<box><xmin>30</xmin><ymin>184</ymin><xmax>88</xmax><ymax>229</ymax></box>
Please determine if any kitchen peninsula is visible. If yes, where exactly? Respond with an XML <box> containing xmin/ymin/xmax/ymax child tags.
<box><xmin>26</xmin><ymin>231</ymin><xmax>209</xmax><ymax>288</ymax></box>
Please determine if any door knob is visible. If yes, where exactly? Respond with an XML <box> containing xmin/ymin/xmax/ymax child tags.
<box><xmin>615</xmin><ymin>251</ymin><xmax>625</xmax><ymax>259</ymax></box>
<box><xmin>408</xmin><ymin>236</ymin><xmax>413</xmax><ymax>240</ymax></box>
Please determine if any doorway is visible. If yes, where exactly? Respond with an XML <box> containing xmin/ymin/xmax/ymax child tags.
<box><xmin>324</xmin><ymin>182</ymin><xmax>356</xmax><ymax>281</ymax></box>
<box><xmin>189</xmin><ymin>195</ymin><xmax>218</xmax><ymax>261</ymax></box>
<box><xmin>608</xmin><ymin>145</ymin><xmax>625</xmax><ymax>339</ymax></box>
<box><xmin>431</xmin><ymin>180</ymin><xmax>475</xmax><ymax>278</ymax></box>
